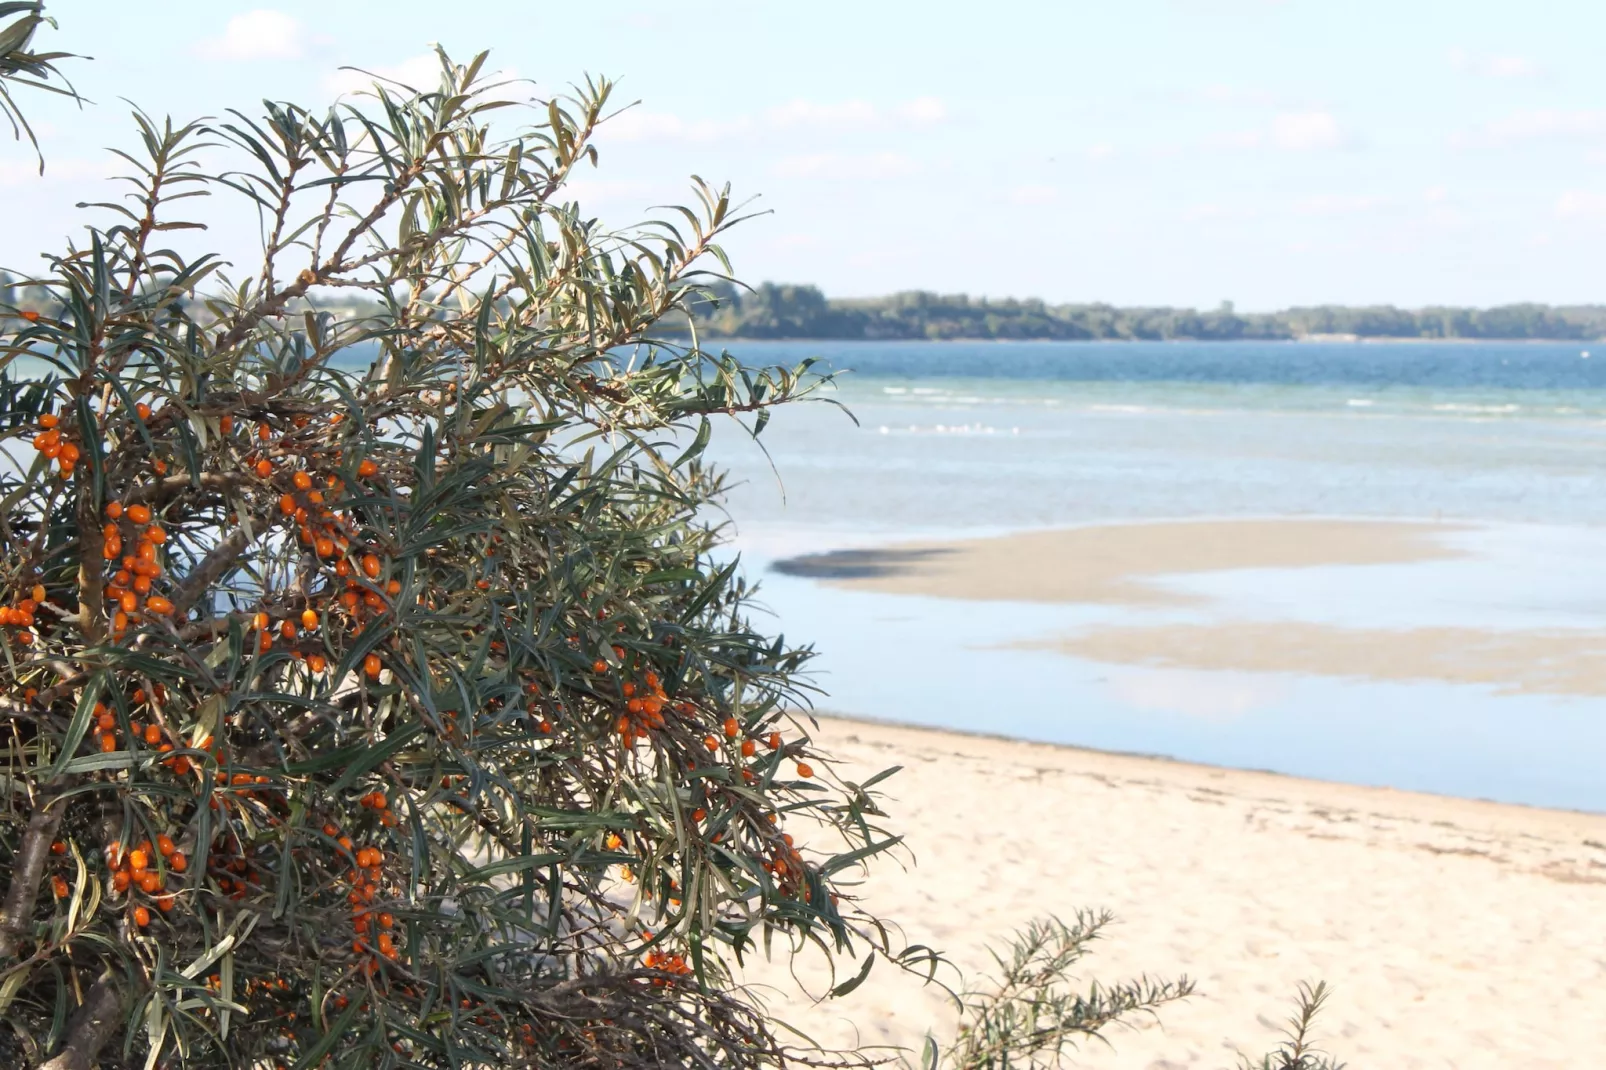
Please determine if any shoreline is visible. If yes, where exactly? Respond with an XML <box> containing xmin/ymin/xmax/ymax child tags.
<box><xmin>812</xmin><ymin>710</ymin><xmax>1606</xmax><ymax>820</ymax></box>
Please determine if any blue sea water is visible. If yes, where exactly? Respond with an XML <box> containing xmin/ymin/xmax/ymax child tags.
<box><xmin>698</xmin><ymin>340</ymin><xmax>1606</xmax><ymax>812</ymax></box>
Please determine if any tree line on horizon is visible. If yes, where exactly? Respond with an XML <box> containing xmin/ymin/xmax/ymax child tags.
<box><xmin>687</xmin><ymin>281</ymin><xmax>1606</xmax><ymax>342</ymax></box>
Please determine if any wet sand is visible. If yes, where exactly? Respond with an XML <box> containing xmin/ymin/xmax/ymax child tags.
<box><xmin>773</xmin><ymin>519</ymin><xmax>1466</xmax><ymax>606</ymax></box>
<box><xmin>744</xmin><ymin>716</ymin><xmax>1606</xmax><ymax>1069</ymax></box>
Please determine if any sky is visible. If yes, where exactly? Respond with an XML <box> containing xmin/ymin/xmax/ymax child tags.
<box><xmin>4</xmin><ymin>0</ymin><xmax>1606</xmax><ymax>310</ymax></box>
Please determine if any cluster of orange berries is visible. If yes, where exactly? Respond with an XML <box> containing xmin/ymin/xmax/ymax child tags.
<box><xmin>327</xmin><ymin>803</ymin><xmax>401</xmax><ymax>973</ymax></box>
<box><xmin>613</xmin><ymin>664</ymin><xmax>669</xmax><ymax>742</ymax></box>
<box><xmin>698</xmin><ymin>721</ymin><xmax>813</xmax><ymax>780</ymax></box>
<box><xmin>92</xmin><ymin>686</ymin><xmax>178</xmax><ymax>757</ymax></box>
<box><xmin>31</xmin><ymin>412</ymin><xmax>81</xmax><ymax>479</ymax></box>
<box><xmin>101</xmin><ymin>499</ymin><xmax>174</xmax><ymax>640</ymax></box>
<box><xmin>0</xmin><ymin>583</ymin><xmax>48</xmax><ymax>646</ymax></box>
<box><xmin>639</xmin><ymin>931</ymin><xmax>693</xmax><ymax>985</ymax></box>
<box><xmin>105</xmin><ymin>835</ymin><xmax>184</xmax><ymax>925</ymax></box>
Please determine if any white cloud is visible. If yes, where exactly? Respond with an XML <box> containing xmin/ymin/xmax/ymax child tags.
<box><xmin>1010</xmin><ymin>184</ymin><xmax>1058</xmax><ymax>205</ymax></box>
<box><xmin>770</xmin><ymin>152</ymin><xmax>916</xmax><ymax>180</ymax></box>
<box><xmin>603</xmin><ymin>108</ymin><xmax>752</xmax><ymax>143</ymax></box>
<box><xmin>765</xmin><ymin>99</ymin><xmax>878</xmax><ymax>128</ymax></box>
<box><xmin>1424</xmin><ymin>185</ymin><xmax>1448</xmax><ymax>203</ymax></box>
<box><xmin>602</xmin><ymin>97</ymin><xmax>946</xmax><ymax>143</ymax></box>
<box><xmin>1449</xmin><ymin>47</ymin><xmax>1543</xmax><ymax>79</ymax></box>
<box><xmin>1086</xmin><ymin>143</ymin><xmax>1116</xmax><ymax>160</ymax></box>
<box><xmin>325</xmin><ymin>54</ymin><xmax>448</xmax><ymax>97</ymax></box>
<box><xmin>1192</xmin><ymin>84</ymin><xmax>1277</xmax><ymax>107</ymax></box>
<box><xmin>895</xmin><ymin>97</ymin><xmax>946</xmax><ymax>124</ymax></box>
<box><xmin>1555</xmin><ymin>190</ymin><xmax>1606</xmax><ymax>220</ymax></box>
<box><xmin>1292</xmin><ymin>194</ymin><xmax>1387</xmax><ymax>216</ymax></box>
<box><xmin>196</xmin><ymin>9</ymin><xmax>304</xmax><ymax>62</ymax></box>
<box><xmin>1271</xmin><ymin>110</ymin><xmax>1343</xmax><ymax>151</ymax></box>
<box><xmin>1456</xmin><ymin>110</ymin><xmax>1606</xmax><ymax>147</ymax></box>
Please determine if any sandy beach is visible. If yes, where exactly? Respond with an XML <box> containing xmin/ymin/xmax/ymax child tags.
<box><xmin>748</xmin><ymin>716</ymin><xmax>1606</xmax><ymax>1069</ymax></box>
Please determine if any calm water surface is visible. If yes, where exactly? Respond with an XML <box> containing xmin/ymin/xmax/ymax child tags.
<box><xmin>701</xmin><ymin>341</ymin><xmax>1606</xmax><ymax>811</ymax></box>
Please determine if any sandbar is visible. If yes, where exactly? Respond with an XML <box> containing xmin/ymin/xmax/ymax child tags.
<box><xmin>772</xmin><ymin>519</ymin><xmax>1465</xmax><ymax>606</ymax></box>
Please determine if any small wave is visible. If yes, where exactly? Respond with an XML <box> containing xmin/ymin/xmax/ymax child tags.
<box><xmin>1431</xmin><ymin>403</ymin><xmax>1521</xmax><ymax>414</ymax></box>
<box><xmin>881</xmin><ymin>387</ymin><xmax>908</xmax><ymax>395</ymax></box>
<box><xmin>1088</xmin><ymin>404</ymin><xmax>1153</xmax><ymax>414</ymax></box>
<box><xmin>1346</xmin><ymin>398</ymin><xmax>1376</xmax><ymax>407</ymax></box>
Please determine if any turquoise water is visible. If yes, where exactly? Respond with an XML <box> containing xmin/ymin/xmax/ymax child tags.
<box><xmin>701</xmin><ymin>341</ymin><xmax>1606</xmax><ymax>812</ymax></box>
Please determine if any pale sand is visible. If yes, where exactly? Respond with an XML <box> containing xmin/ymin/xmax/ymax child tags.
<box><xmin>773</xmin><ymin>519</ymin><xmax>1466</xmax><ymax>606</ymax></box>
<box><xmin>742</xmin><ymin>716</ymin><xmax>1606</xmax><ymax>1069</ymax></box>
<box><xmin>1032</xmin><ymin>622</ymin><xmax>1606</xmax><ymax>697</ymax></box>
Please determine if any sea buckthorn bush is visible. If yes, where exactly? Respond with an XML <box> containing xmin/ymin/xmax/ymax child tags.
<box><xmin>0</xmin><ymin>50</ymin><xmax>927</xmax><ymax>1069</ymax></box>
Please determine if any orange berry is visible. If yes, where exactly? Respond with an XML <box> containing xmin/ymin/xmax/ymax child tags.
<box><xmin>279</xmin><ymin>493</ymin><xmax>297</xmax><ymax>515</ymax></box>
<box><xmin>722</xmin><ymin>718</ymin><xmax>739</xmax><ymax>739</ymax></box>
<box><xmin>254</xmin><ymin>458</ymin><xmax>273</xmax><ymax>478</ymax></box>
<box><xmin>31</xmin><ymin>584</ymin><xmax>45</xmax><ymax>604</ymax></box>
<box><xmin>257</xmin><ymin>422</ymin><xmax>271</xmax><ymax>441</ymax></box>
<box><xmin>128</xmin><ymin>849</ymin><xmax>149</xmax><ymax>871</ymax></box>
<box><xmin>315</xmin><ymin>537</ymin><xmax>335</xmax><ymax>558</ymax></box>
<box><xmin>51</xmin><ymin>876</ymin><xmax>67</xmax><ymax>898</ymax></box>
<box><xmin>592</xmin><ymin>660</ymin><xmax>607</xmax><ymax>674</ymax></box>
<box><xmin>37</xmin><ymin>411</ymin><xmax>56</xmax><ymax>427</ymax></box>
<box><xmin>50</xmin><ymin>839</ymin><xmax>65</xmax><ymax>855</ymax></box>
<box><xmin>357</xmin><ymin>458</ymin><xmax>378</xmax><ymax>478</ymax></box>
<box><xmin>280</xmin><ymin>619</ymin><xmax>296</xmax><ymax>639</ymax></box>
<box><xmin>143</xmin><ymin>724</ymin><xmax>162</xmax><ymax>746</ymax></box>
<box><xmin>766</xmin><ymin>732</ymin><xmax>781</xmax><ymax>750</ymax></box>
<box><xmin>702</xmin><ymin>735</ymin><xmax>718</xmax><ymax>752</ymax></box>
<box><xmin>219</xmin><ymin>414</ymin><xmax>234</xmax><ymax>434</ymax></box>
<box><xmin>741</xmin><ymin>739</ymin><xmax>756</xmax><ymax>758</ymax></box>
<box><xmin>363</xmin><ymin>653</ymin><xmax>381</xmax><ymax>678</ymax></box>
<box><xmin>100</xmin><ymin>733</ymin><xmax>117</xmax><ymax>753</ymax></box>
<box><xmin>131</xmin><ymin>906</ymin><xmax>150</xmax><ymax>927</ymax></box>
<box><xmin>301</xmin><ymin>608</ymin><xmax>318</xmax><ymax>630</ymax></box>
<box><xmin>292</xmin><ymin>470</ymin><xmax>312</xmax><ymax>491</ymax></box>
<box><xmin>127</xmin><ymin>504</ymin><xmax>152</xmax><ymax>525</ymax></box>
<box><xmin>169</xmin><ymin>852</ymin><xmax>187</xmax><ymax>873</ymax></box>
<box><xmin>138</xmin><ymin>871</ymin><xmax>160</xmax><ymax>894</ymax></box>
<box><xmin>105</xmin><ymin>501</ymin><xmax>123</xmax><ymax>520</ymax></box>
<box><xmin>143</xmin><ymin>525</ymin><xmax>166</xmax><ymax>544</ymax></box>
<box><xmin>691</xmin><ymin>808</ymin><xmax>706</xmax><ymax>822</ymax></box>
<box><xmin>796</xmin><ymin>762</ymin><xmax>814</xmax><ymax>779</ymax></box>
<box><xmin>307</xmin><ymin>653</ymin><xmax>327</xmax><ymax>673</ymax></box>
<box><xmin>135</xmin><ymin>402</ymin><xmax>152</xmax><ymax>421</ymax></box>
<box><xmin>144</xmin><ymin>595</ymin><xmax>174</xmax><ymax>616</ymax></box>
<box><xmin>157</xmin><ymin>835</ymin><xmax>175</xmax><ymax>856</ymax></box>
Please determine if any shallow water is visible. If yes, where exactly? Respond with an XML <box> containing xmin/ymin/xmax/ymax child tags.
<box><xmin>700</xmin><ymin>341</ymin><xmax>1606</xmax><ymax>811</ymax></box>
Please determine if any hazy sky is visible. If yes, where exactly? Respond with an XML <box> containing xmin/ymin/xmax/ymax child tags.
<box><xmin>4</xmin><ymin>1</ymin><xmax>1604</xmax><ymax>309</ymax></box>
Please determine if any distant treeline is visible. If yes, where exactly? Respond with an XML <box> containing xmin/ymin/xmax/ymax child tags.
<box><xmin>8</xmin><ymin>271</ymin><xmax>1605</xmax><ymax>342</ymax></box>
<box><xmin>691</xmin><ymin>283</ymin><xmax>1606</xmax><ymax>342</ymax></box>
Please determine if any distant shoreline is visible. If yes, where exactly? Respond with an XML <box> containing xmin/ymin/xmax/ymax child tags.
<box><xmin>699</xmin><ymin>334</ymin><xmax>1600</xmax><ymax>345</ymax></box>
